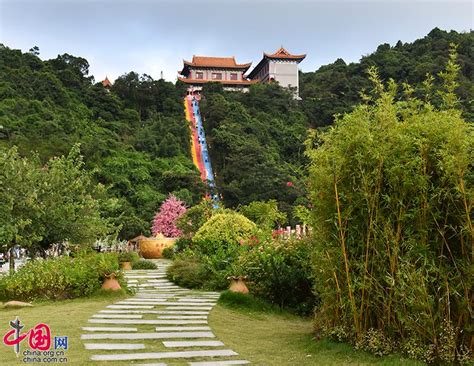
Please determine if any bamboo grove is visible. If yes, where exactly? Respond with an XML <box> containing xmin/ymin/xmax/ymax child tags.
<box><xmin>307</xmin><ymin>49</ymin><xmax>473</xmax><ymax>363</ymax></box>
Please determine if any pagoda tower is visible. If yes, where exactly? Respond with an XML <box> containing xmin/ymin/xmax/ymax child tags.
<box><xmin>101</xmin><ymin>76</ymin><xmax>112</xmax><ymax>89</ymax></box>
<box><xmin>247</xmin><ymin>47</ymin><xmax>306</xmax><ymax>98</ymax></box>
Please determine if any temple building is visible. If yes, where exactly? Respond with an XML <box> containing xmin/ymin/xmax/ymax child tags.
<box><xmin>178</xmin><ymin>56</ymin><xmax>257</xmax><ymax>92</ymax></box>
<box><xmin>178</xmin><ymin>47</ymin><xmax>305</xmax><ymax>97</ymax></box>
<box><xmin>247</xmin><ymin>47</ymin><xmax>306</xmax><ymax>97</ymax></box>
<box><xmin>101</xmin><ymin>76</ymin><xmax>112</xmax><ymax>89</ymax></box>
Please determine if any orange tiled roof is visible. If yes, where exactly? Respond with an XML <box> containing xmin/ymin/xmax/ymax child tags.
<box><xmin>184</xmin><ymin>56</ymin><xmax>252</xmax><ymax>70</ymax></box>
<box><xmin>247</xmin><ymin>47</ymin><xmax>306</xmax><ymax>80</ymax></box>
<box><xmin>102</xmin><ymin>77</ymin><xmax>112</xmax><ymax>88</ymax></box>
<box><xmin>264</xmin><ymin>47</ymin><xmax>306</xmax><ymax>60</ymax></box>
<box><xmin>178</xmin><ymin>77</ymin><xmax>257</xmax><ymax>85</ymax></box>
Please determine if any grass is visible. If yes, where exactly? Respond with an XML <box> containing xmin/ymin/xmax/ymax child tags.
<box><xmin>209</xmin><ymin>291</ymin><xmax>425</xmax><ymax>366</ymax></box>
<box><xmin>0</xmin><ymin>292</ymin><xmax>129</xmax><ymax>366</ymax></box>
<box><xmin>0</xmin><ymin>290</ymin><xmax>425</xmax><ymax>365</ymax></box>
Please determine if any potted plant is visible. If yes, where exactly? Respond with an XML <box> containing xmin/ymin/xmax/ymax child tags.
<box><xmin>227</xmin><ymin>275</ymin><xmax>249</xmax><ymax>294</ymax></box>
<box><xmin>97</xmin><ymin>255</ymin><xmax>122</xmax><ymax>291</ymax></box>
<box><xmin>118</xmin><ymin>252</ymin><xmax>135</xmax><ymax>270</ymax></box>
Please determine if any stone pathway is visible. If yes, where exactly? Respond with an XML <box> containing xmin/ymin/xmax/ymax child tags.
<box><xmin>81</xmin><ymin>259</ymin><xmax>250</xmax><ymax>365</ymax></box>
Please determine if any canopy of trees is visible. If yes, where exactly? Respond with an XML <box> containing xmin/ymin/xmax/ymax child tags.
<box><xmin>0</xmin><ymin>45</ymin><xmax>204</xmax><ymax>239</ymax></box>
<box><xmin>300</xmin><ymin>28</ymin><xmax>473</xmax><ymax>126</ymax></box>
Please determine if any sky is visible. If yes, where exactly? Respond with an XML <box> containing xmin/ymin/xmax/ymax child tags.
<box><xmin>0</xmin><ymin>0</ymin><xmax>472</xmax><ymax>82</ymax></box>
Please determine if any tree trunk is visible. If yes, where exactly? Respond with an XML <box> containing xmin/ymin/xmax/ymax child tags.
<box><xmin>9</xmin><ymin>247</ymin><xmax>15</xmax><ymax>274</ymax></box>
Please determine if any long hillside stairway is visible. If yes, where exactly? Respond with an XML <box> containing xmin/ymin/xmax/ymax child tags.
<box><xmin>184</xmin><ymin>96</ymin><xmax>219</xmax><ymax>206</ymax></box>
<box><xmin>81</xmin><ymin>259</ymin><xmax>250</xmax><ymax>365</ymax></box>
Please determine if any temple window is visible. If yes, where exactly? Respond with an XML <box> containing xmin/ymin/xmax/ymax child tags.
<box><xmin>212</xmin><ymin>72</ymin><xmax>222</xmax><ymax>80</ymax></box>
<box><xmin>196</xmin><ymin>72</ymin><xmax>204</xmax><ymax>79</ymax></box>
<box><xmin>230</xmin><ymin>73</ymin><xmax>238</xmax><ymax>80</ymax></box>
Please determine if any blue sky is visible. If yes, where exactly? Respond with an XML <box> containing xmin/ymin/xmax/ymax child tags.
<box><xmin>0</xmin><ymin>0</ymin><xmax>472</xmax><ymax>82</ymax></box>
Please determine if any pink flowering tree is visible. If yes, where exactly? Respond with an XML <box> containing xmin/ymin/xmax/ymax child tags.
<box><xmin>151</xmin><ymin>195</ymin><xmax>187</xmax><ymax>237</ymax></box>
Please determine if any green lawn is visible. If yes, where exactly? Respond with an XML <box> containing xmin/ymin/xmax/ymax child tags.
<box><xmin>0</xmin><ymin>295</ymin><xmax>425</xmax><ymax>366</ymax></box>
<box><xmin>209</xmin><ymin>294</ymin><xmax>425</xmax><ymax>366</ymax></box>
<box><xmin>0</xmin><ymin>295</ymin><xmax>130</xmax><ymax>366</ymax></box>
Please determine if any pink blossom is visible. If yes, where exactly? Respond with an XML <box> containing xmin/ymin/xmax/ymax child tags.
<box><xmin>151</xmin><ymin>195</ymin><xmax>187</xmax><ymax>238</ymax></box>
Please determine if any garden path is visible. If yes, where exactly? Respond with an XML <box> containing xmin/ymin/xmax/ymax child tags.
<box><xmin>81</xmin><ymin>259</ymin><xmax>250</xmax><ymax>365</ymax></box>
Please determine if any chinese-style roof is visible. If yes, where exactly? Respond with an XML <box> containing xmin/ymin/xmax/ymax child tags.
<box><xmin>178</xmin><ymin>77</ymin><xmax>258</xmax><ymax>86</ymax></box>
<box><xmin>185</xmin><ymin>56</ymin><xmax>251</xmax><ymax>69</ymax></box>
<box><xmin>247</xmin><ymin>47</ymin><xmax>306</xmax><ymax>80</ymax></box>
<box><xmin>102</xmin><ymin>76</ymin><xmax>112</xmax><ymax>88</ymax></box>
<box><xmin>180</xmin><ymin>56</ymin><xmax>252</xmax><ymax>76</ymax></box>
<box><xmin>264</xmin><ymin>47</ymin><xmax>306</xmax><ymax>60</ymax></box>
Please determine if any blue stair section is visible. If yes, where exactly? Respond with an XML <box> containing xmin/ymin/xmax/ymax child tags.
<box><xmin>191</xmin><ymin>98</ymin><xmax>219</xmax><ymax>207</ymax></box>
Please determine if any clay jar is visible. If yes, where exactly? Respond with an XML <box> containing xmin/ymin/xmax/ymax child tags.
<box><xmin>102</xmin><ymin>273</ymin><xmax>122</xmax><ymax>291</ymax></box>
<box><xmin>227</xmin><ymin>275</ymin><xmax>249</xmax><ymax>294</ymax></box>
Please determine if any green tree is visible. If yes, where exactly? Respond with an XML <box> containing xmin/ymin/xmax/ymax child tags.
<box><xmin>0</xmin><ymin>147</ymin><xmax>42</xmax><ymax>270</ymax></box>
<box><xmin>239</xmin><ymin>200</ymin><xmax>287</xmax><ymax>233</ymax></box>
<box><xmin>306</xmin><ymin>64</ymin><xmax>472</xmax><ymax>362</ymax></box>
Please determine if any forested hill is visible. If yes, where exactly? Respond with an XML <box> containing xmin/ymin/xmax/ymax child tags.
<box><xmin>0</xmin><ymin>28</ymin><xmax>472</xmax><ymax>237</ymax></box>
<box><xmin>0</xmin><ymin>46</ymin><xmax>204</xmax><ymax>238</ymax></box>
<box><xmin>300</xmin><ymin>28</ymin><xmax>473</xmax><ymax>126</ymax></box>
<box><xmin>195</xmin><ymin>29</ymin><xmax>473</xmax><ymax>221</ymax></box>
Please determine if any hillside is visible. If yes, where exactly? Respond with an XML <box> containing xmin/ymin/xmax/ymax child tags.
<box><xmin>0</xmin><ymin>46</ymin><xmax>203</xmax><ymax>238</ymax></box>
<box><xmin>300</xmin><ymin>28</ymin><xmax>473</xmax><ymax>126</ymax></box>
<box><xmin>0</xmin><ymin>28</ymin><xmax>472</xmax><ymax>236</ymax></box>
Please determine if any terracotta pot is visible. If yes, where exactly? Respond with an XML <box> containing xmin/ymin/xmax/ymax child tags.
<box><xmin>120</xmin><ymin>261</ymin><xmax>132</xmax><ymax>270</ymax></box>
<box><xmin>139</xmin><ymin>235</ymin><xmax>176</xmax><ymax>259</ymax></box>
<box><xmin>227</xmin><ymin>275</ymin><xmax>249</xmax><ymax>294</ymax></box>
<box><xmin>102</xmin><ymin>273</ymin><xmax>121</xmax><ymax>291</ymax></box>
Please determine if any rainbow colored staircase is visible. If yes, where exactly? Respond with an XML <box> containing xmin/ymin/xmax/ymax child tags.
<box><xmin>184</xmin><ymin>96</ymin><xmax>219</xmax><ymax>206</ymax></box>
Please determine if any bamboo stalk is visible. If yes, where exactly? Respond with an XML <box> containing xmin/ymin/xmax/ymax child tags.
<box><xmin>334</xmin><ymin>174</ymin><xmax>360</xmax><ymax>337</ymax></box>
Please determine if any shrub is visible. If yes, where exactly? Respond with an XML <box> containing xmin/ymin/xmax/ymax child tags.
<box><xmin>0</xmin><ymin>253</ymin><xmax>125</xmax><ymax>301</ymax></box>
<box><xmin>239</xmin><ymin>200</ymin><xmax>287</xmax><ymax>234</ymax></box>
<box><xmin>118</xmin><ymin>252</ymin><xmax>138</xmax><ymax>263</ymax></box>
<box><xmin>132</xmin><ymin>259</ymin><xmax>157</xmax><ymax>270</ymax></box>
<box><xmin>238</xmin><ymin>237</ymin><xmax>316</xmax><ymax>315</ymax></box>
<box><xmin>307</xmin><ymin>60</ymin><xmax>473</xmax><ymax>362</ymax></box>
<box><xmin>176</xmin><ymin>199</ymin><xmax>214</xmax><ymax>238</ymax></box>
<box><xmin>151</xmin><ymin>194</ymin><xmax>187</xmax><ymax>237</ymax></box>
<box><xmin>193</xmin><ymin>212</ymin><xmax>257</xmax><ymax>251</ymax></box>
<box><xmin>218</xmin><ymin>290</ymin><xmax>280</xmax><ymax>313</ymax></box>
<box><xmin>174</xmin><ymin>237</ymin><xmax>192</xmax><ymax>252</ymax></box>
<box><xmin>161</xmin><ymin>247</ymin><xmax>174</xmax><ymax>259</ymax></box>
<box><xmin>166</xmin><ymin>256</ymin><xmax>212</xmax><ymax>289</ymax></box>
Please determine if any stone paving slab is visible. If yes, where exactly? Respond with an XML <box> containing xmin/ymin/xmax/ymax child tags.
<box><xmin>81</xmin><ymin>327</ymin><xmax>138</xmax><ymax>332</ymax></box>
<box><xmin>177</xmin><ymin>299</ymin><xmax>217</xmax><ymax>302</ymax></box>
<box><xmin>92</xmin><ymin>314</ymin><xmax>143</xmax><ymax>319</ymax></box>
<box><xmin>165</xmin><ymin>307</ymin><xmax>212</xmax><ymax>311</ymax></box>
<box><xmin>156</xmin><ymin>311</ymin><xmax>209</xmax><ymax>315</ymax></box>
<box><xmin>99</xmin><ymin>310</ymin><xmax>208</xmax><ymax>315</ymax></box>
<box><xmin>162</xmin><ymin>341</ymin><xmax>224</xmax><ymax>348</ymax></box>
<box><xmin>188</xmin><ymin>361</ymin><xmax>250</xmax><ymax>366</ymax></box>
<box><xmin>115</xmin><ymin>302</ymin><xmax>215</xmax><ymax>307</ymax></box>
<box><xmin>155</xmin><ymin>327</ymin><xmax>211</xmax><ymax>331</ymax></box>
<box><xmin>90</xmin><ymin>349</ymin><xmax>238</xmax><ymax>361</ymax></box>
<box><xmin>117</xmin><ymin>301</ymin><xmax>216</xmax><ymax>306</ymax></box>
<box><xmin>88</xmin><ymin>319</ymin><xmax>207</xmax><ymax>325</ymax></box>
<box><xmin>107</xmin><ymin>305</ymin><xmax>155</xmax><ymax>309</ymax></box>
<box><xmin>84</xmin><ymin>343</ymin><xmax>145</xmax><ymax>350</ymax></box>
<box><xmin>158</xmin><ymin>316</ymin><xmax>208</xmax><ymax>320</ymax></box>
<box><xmin>82</xmin><ymin>332</ymin><xmax>215</xmax><ymax>340</ymax></box>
